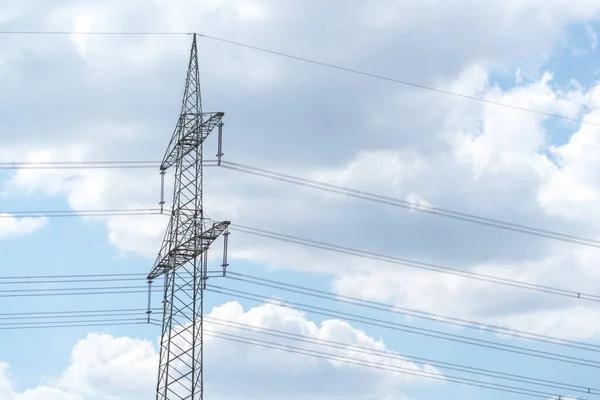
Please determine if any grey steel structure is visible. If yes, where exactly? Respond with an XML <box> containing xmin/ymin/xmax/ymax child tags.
<box><xmin>148</xmin><ymin>33</ymin><xmax>230</xmax><ymax>400</ymax></box>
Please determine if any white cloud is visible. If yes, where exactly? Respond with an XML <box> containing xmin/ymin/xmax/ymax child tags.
<box><xmin>5</xmin><ymin>3</ymin><xmax>600</xmax><ymax>399</ymax></box>
<box><xmin>1</xmin><ymin>145</ymin><xmax>165</xmax><ymax>255</ymax></box>
<box><xmin>6</xmin><ymin>67</ymin><xmax>600</xmax><ymax>339</ymax></box>
<box><xmin>537</xmin><ymin>110</ymin><xmax>600</xmax><ymax>222</ymax></box>
<box><xmin>57</xmin><ymin>333</ymin><xmax>155</xmax><ymax>399</ymax></box>
<box><xmin>6</xmin><ymin>64</ymin><xmax>600</xmax><ymax>341</ymax></box>
<box><xmin>449</xmin><ymin>71</ymin><xmax>584</xmax><ymax>177</ymax></box>
<box><xmin>0</xmin><ymin>362</ymin><xmax>77</xmax><ymax>400</ymax></box>
<box><xmin>330</xmin><ymin>256</ymin><xmax>600</xmax><ymax>340</ymax></box>
<box><xmin>205</xmin><ymin>301</ymin><xmax>440</xmax><ymax>399</ymax></box>
<box><xmin>312</xmin><ymin>150</ymin><xmax>428</xmax><ymax>196</ymax></box>
<box><xmin>212</xmin><ymin>70</ymin><xmax>600</xmax><ymax>339</ymax></box>
<box><xmin>4</xmin><ymin>0</ymin><xmax>600</xmax><ymax>381</ymax></box>
<box><xmin>0</xmin><ymin>214</ymin><xmax>47</xmax><ymax>240</ymax></box>
<box><xmin>0</xmin><ymin>302</ymin><xmax>436</xmax><ymax>400</ymax></box>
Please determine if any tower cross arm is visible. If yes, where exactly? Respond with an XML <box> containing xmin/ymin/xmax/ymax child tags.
<box><xmin>160</xmin><ymin>111</ymin><xmax>225</xmax><ymax>171</ymax></box>
<box><xmin>147</xmin><ymin>220</ymin><xmax>231</xmax><ymax>280</ymax></box>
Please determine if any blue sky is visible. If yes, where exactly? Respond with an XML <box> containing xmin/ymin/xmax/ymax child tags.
<box><xmin>2</xmin><ymin>1</ymin><xmax>600</xmax><ymax>400</ymax></box>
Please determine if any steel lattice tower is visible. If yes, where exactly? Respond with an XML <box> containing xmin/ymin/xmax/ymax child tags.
<box><xmin>147</xmin><ymin>33</ymin><xmax>230</xmax><ymax>400</ymax></box>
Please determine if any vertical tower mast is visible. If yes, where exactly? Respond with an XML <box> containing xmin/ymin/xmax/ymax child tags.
<box><xmin>148</xmin><ymin>33</ymin><xmax>230</xmax><ymax>400</ymax></box>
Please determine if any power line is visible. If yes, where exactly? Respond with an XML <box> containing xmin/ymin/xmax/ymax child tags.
<box><xmin>5</xmin><ymin>271</ymin><xmax>593</xmax><ymax>353</ymax></box>
<box><xmin>3</xmin><ymin>212</ymin><xmax>160</xmax><ymax>218</ymax></box>
<box><xmin>0</xmin><ymin>285</ymin><xmax>148</xmax><ymax>293</ymax></box>
<box><xmin>0</xmin><ymin>277</ymin><xmax>144</xmax><ymax>285</ymax></box>
<box><xmin>0</xmin><ymin>160</ymin><xmax>158</xmax><ymax>170</ymax></box>
<box><xmin>7</xmin><ymin>272</ymin><xmax>598</xmax><ymax>357</ymax></box>
<box><xmin>0</xmin><ymin>31</ymin><xmax>188</xmax><ymax>35</ymax></box>
<box><xmin>0</xmin><ymin>322</ymin><xmax>580</xmax><ymax>398</ymax></box>
<box><xmin>0</xmin><ymin>307</ymin><xmax>159</xmax><ymax>317</ymax></box>
<box><xmin>0</xmin><ymin>160</ymin><xmax>219</xmax><ymax>170</ymax></box>
<box><xmin>149</xmin><ymin>316</ymin><xmax>581</xmax><ymax>399</ymax></box>
<box><xmin>0</xmin><ymin>272</ymin><xmax>146</xmax><ymax>280</ymax></box>
<box><xmin>151</xmin><ymin>314</ymin><xmax>587</xmax><ymax>399</ymax></box>
<box><xmin>0</xmin><ymin>312</ymin><xmax>145</xmax><ymax>321</ymax></box>
<box><xmin>0</xmin><ymin>165</ymin><xmax>157</xmax><ymax>170</ymax></box>
<box><xmin>1</xmin><ymin>161</ymin><xmax>158</xmax><ymax>164</ymax></box>
<box><xmin>4</xmin><ymin>207</ymin><xmax>157</xmax><ymax>213</ymax></box>
<box><xmin>221</xmin><ymin>161</ymin><xmax>600</xmax><ymax>248</ymax></box>
<box><xmin>0</xmin><ymin>160</ymin><xmax>214</xmax><ymax>165</ymax></box>
<box><xmin>5</xmin><ymin>157</ymin><xmax>597</xmax><ymax>247</ymax></box>
<box><xmin>2</xmin><ymin>301</ymin><xmax>594</xmax><ymax>397</ymax></box>
<box><xmin>3</xmin><ymin>303</ymin><xmax>594</xmax><ymax>395</ymax></box>
<box><xmin>7</xmin><ymin>212</ymin><xmax>600</xmax><ymax>328</ymax></box>
<box><xmin>196</xmin><ymin>34</ymin><xmax>599</xmax><ymax>127</ymax></box>
<box><xmin>0</xmin><ymin>311</ymin><xmax>148</xmax><ymax>329</ymax></box>
<box><xmin>227</xmin><ymin>272</ymin><xmax>600</xmax><ymax>353</ymax></box>
<box><xmin>205</xmin><ymin>317</ymin><xmax>598</xmax><ymax>397</ymax></box>
<box><xmin>0</xmin><ymin>30</ymin><xmax>595</xmax><ymax>127</ymax></box>
<box><xmin>2</xmin><ymin>26</ymin><xmax>595</xmax><ymax>398</ymax></box>
<box><xmin>9</xmin><ymin>272</ymin><xmax>598</xmax><ymax>366</ymax></box>
<box><xmin>0</xmin><ymin>321</ymin><xmax>147</xmax><ymax>330</ymax></box>
<box><xmin>1</xmin><ymin>208</ymin><xmax>161</xmax><ymax>218</ymax></box>
<box><xmin>0</xmin><ymin>289</ymin><xmax>160</xmax><ymax>298</ymax></box>
<box><xmin>5</xmin><ymin>219</ymin><xmax>599</xmax><ymax>305</ymax></box>
<box><xmin>206</xmin><ymin>284</ymin><xmax>600</xmax><ymax>369</ymax></box>
<box><xmin>0</xmin><ymin>308</ymin><xmax>159</xmax><ymax>329</ymax></box>
<box><xmin>9</xmin><ymin>274</ymin><xmax>597</xmax><ymax>384</ymax></box>
<box><xmin>203</xmin><ymin>330</ymin><xmax>580</xmax><ymax>399</ymax></box>
<box><xmin>0</xmin><ymin>317</ymin><xmax>144</xmax><ymax>326</ymax></box>
<box><xmin>230</xmin><ymin>224</ymin><xmax>600</xmax><ymax>303</ymax></box>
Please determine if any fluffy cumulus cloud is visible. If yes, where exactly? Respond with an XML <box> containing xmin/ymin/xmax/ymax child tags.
<box><xmin>3</xmin><ymin>0</ymin><xmax>600</xmax><ymax>396</ymax></box>
<box><xmin>325</xmin><ymin>69</ymin><xmax>600</xmax><ymax>339</ymax></box>
<box><xmin>0</xmin><ymin>214</ymin><xmax>47</xmax><ymax>240</ymax></box>
<box><xmin>0</xmin><ymin>363</ymin><xmax>77</xmax><ymax>400</ymax></box>
<box><xmin>0</xmin><ymin>302</ymin><xmax>432</xmax><ymax>400</ymax></box>
<box><xmin>204</xmin><ymin>301</ymin><xmax>438</xmax><ymax>400</ymax></box>
<box><xmin>0</xmin><ymin>335</ymin><xmax>153</xmax><ymax>400</ymax></box>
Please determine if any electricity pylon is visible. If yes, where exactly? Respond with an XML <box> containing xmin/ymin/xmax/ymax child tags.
<box><xmin>147</xmin><ymin>33</ymin><xmax>230</xmax><ymax>400</ymax></box>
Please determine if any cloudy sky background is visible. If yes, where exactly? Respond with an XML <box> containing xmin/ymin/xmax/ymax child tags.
<box><xmin>2</xmin><ymin>0</ymin><xmax>600</xmax><ymax>399</ymax></box>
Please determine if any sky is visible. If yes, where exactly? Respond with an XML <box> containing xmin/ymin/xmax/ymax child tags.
<box><xmin>1</xmin><ymin>0</ymin><xmax>600</xmax><ymax>399</ymax></box>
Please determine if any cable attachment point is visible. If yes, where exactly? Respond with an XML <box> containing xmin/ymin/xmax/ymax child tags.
<box><xmin>202</xmin><ymin>250</ymin><xmax>209</xmax><ymax>290</ymax></box>
<box><xmin>221</xmin><ymin>229</ymin><xmax>230</xmax><ymax>276</ymax></box>
<box><xmin>146</xmin><ymin>279</ymin><xmax>153</xmax><ymax>323</ymax></box>
<box><xmin>216</xmin><ymin>121</ymin><xmax>224</xmax><ymax>166</ymax></box>
<box><xmin>159</xmin><ymin>170</ymin><xmax>166</xmax><ymax>213</ymax></box>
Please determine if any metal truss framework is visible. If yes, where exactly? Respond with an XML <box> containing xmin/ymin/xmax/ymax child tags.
<box><xmin>148</xmin><ymin>33</ymin><xmax>230</xmax><ymax>400</ymax></box>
